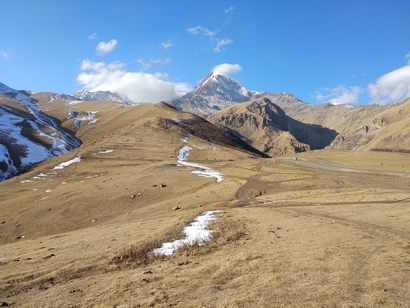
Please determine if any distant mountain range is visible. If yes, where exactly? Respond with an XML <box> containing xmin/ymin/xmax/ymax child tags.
<box><xmin>72</xmin><ymin>90</ymin><xmax>136</xmax><ymax>105</ymax></box>
<box><xmin>1</xmin><ymin>69</ymin><xmax>410</xmax><ymax>181</ymax></box>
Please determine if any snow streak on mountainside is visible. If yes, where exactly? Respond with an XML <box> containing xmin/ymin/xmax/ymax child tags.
<box><xmin>0</xmin><ymin>82</ymin><xmax>81</xmax><ymax>181</ymax></box>
<box><xmin>72</xmin><ymin>90</ymin><xmax>136</xmax><ymax>105</ymax></box>
<box><xmin>168</xmin><ymin>71</ymin><xmax>255</xmax><ymax>115</ymax></box>
<box><xmin>49</xmin><ymin>93</ymin><xmax>79</xmax><ymax>103</ymax></box>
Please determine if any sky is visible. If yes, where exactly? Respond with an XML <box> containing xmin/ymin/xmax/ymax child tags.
<box><xmin>0</xmin><ymin>0</ymin><xmax>409</xmax><ymax>105</ymax></box>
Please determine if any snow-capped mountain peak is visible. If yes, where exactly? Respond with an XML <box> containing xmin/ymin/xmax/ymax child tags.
<box><xmin>168</xmin><ymin>71</ymin><xmax>254</xmax><ymax>115</ymax></box>
<box><xmin>72</xmin><ymin>90</ymin><xmax>136</xmax><ymax>105</ymax></box>
<box><xmin>196</xmin><ymin>71</ymin><xmax>252</xmax><ymax>98</ymax></box>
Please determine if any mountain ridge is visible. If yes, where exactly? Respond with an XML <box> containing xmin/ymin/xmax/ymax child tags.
<box><xmin>168</xmin><ymin>71</ymin><xmax>255</xmax><ymax>115</ymax></box>
<box><xmin>72</xmin><ymin>90</ymin><xmax>136</xmax><ymax>105</ymax></box>
<box><xmin>209</xmin><ymin>97</ymin><xmax>337</xmax><ymax>156</ymax></box>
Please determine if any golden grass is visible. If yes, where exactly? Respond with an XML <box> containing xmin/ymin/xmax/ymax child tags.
<box><xmin>108</xmin><ymin>211</ymin><xmax>248</xmax><ymax>268</ymax></box>
<box><xmin>177</xmin><ymin>213</ymin><xmax>248</xmax><ymax>257</ymax></box>
<box><xmin>2</xmin><ymin>101</ymin><xmax>410</xmax><ymax>307</ymax></box>
<box><xmin>108</xmin><ymin>221</ymin><xmax>185</xmax><ymax>268</ymax></box>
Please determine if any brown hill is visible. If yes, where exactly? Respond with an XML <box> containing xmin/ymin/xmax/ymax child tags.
<box><xmin>2</xmin><ymin>90</ymin><xmax>410</xmax><ymax>307</ymax></box>
<box><xmin>32</xmin><ymin>93</ymin><xmax>267</xmax><ymax>158</ymax></box>
<box><xmin>329</xmin><ymin>97</ymin><xmax>410</xmax><ymax>151</ymax></box>
<box><xmin>0</xmin><ymin>101</ymin><xmax>266</xmax><ymax>244</ymax></box>
<box><xmin>208</xmin><ymin>97</ymin><xmax>337</xmax><ymax>156</ymax></box>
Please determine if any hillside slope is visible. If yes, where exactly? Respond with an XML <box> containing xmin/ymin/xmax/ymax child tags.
<box><xmin>0</xmin><ymin>84</ymin><xmax>80</xmax><ymax>181</ymax></box>
<box><xmin>209</xmin><ymin>98</ymin><xmax>337</xmax><ymax>156</ymax></box>
<box><xmin>329</xmin><ymin>98</ymin><xmax>410</xmax><ymax>151</ymax></box>
<box><xmin>0</xmin><ymin>101</ymin><xmax>266</xmax><ymax>242</ymax></box>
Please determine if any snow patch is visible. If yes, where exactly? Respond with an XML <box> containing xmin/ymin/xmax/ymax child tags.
<box><xmin>68</xmin><ymin>110</ymin><xmax>98</xmax><ymax>129</ymax></box>
<box><xmin>20</xmin><ymin>180</ymin><xmax>33</xmax><ymax>183</ymax></box>
<box><xmin>98</xmin><ymin>149</ymin><xmax>114</xmax><ymax>154</ymax></box>
<box><xmin>177</xmin><ymin>146</ymin><xmax>224</xmax><ymax>182</ymax></box>
<box><xmin>177</xmin><ymin>146</ymin><xmax>192</xmax><ymax>161</ymax></box>
<box><xmin>52</xmin><ymin>157</ymin><xmax>81</xmax><ymax>170</ymax></box>
<box><xmin>0</xmin><ymin>83</ymin><xmax>81</xmax><ymax>181</ymax></box>
<box><xmin>0</xmin><ymin>144</ymin><xmax>18</xmax><ymax>181</ymax></box>
<box><xmin>151</xmin><ymin>211</ymin><xmax>222</xmax><ymax>256</ymax></box>
<box><xmin>68</xmin><ymin>100</ymin><xmax>81</xmax><ymax>106</ymax></box>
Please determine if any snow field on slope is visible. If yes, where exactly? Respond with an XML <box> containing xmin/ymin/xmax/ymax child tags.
<box><xmin>177</xmin><ymin>146</ymin><xmax>224</xmax><ymax>183</ymax></box>
<box><xmin>52</xmin><ymin>157</ymin><xmax>81</xmax><ymax>170</ymax></box>
<box><xmin>0</xmin><ymin>111</ymin><xmax>55</xmax><ymax>165</ymax></box>
<box><xmin>150</xmin><ymin>211</ymin><xmax>222</xmax><ymax>256</ymax></box>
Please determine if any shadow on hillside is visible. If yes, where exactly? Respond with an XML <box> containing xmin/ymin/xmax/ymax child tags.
<box><xmin>166</xmin><ymin>115</ymin><xmax>270</xmax><ymax>158</ymax></box>
<box><xmin>290</xmin><ymin>120</ymin><xmax>339</xmax><ymax>150</ymax></box>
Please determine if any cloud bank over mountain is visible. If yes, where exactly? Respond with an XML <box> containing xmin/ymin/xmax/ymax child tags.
<box><xmin>368</xmin><ymin>64</ymin><xmax>410</xmax><ymax>105</ymax></box>
<box><xmin>315</xmin><ymin>53</ymin><xmax>410</xmax><ymax>106</ymax></box>
<box><xmin>76</xmin><ymin>59</ymin><xmax>192</xmax><ymax>103</ymax></box>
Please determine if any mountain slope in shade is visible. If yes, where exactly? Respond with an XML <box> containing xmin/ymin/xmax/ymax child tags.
<box><xmin>0</xmin><ymin>82</ymin><xmax>81</xmax><ymax>181</ymax></box>
<box><xmin>168</xmin><ymin>71</ymin><xmax>254</xmax><ymax>115</ymax></box>
<box><xmin>208</xmin><ymin>97</ymin><xmax>337</xmax><ymax>156</ymax></box>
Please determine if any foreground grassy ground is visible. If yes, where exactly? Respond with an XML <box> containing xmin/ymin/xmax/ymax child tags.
<box><xmin>1</xmin><ymin>148</ymin><xmax>409</xmax><ymax>307</ymax></box>
<box><xmin>1</xmin><ymin>103</ymin><xmax>409</xmax><ymax>306</ymax></box>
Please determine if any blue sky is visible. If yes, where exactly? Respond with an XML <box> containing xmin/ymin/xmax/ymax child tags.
<box><xmin>1</xmin><ymin>0</ymin><xmax>409</xmax><ymax>105</ymax></box>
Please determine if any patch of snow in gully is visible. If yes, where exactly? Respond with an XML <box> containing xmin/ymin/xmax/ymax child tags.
<box><xmin>0</xmin><ymin>144</ymin><xmax>18</xmax><ymax>181</ymax></box>
<box><xmin>177</xmin><ymin>146</ymin><xmax>224</xmax><ymax>183</ymax></box>
<box><xmin>69</xmin><ymin>111</ymin><xmax>98</xmax><ymax>129</ymax></box>
<box><xmin>151</xmin><ymin>211</ymin><xmax>222</xmax><ymax>256</ymax></box>
<box><xmin>52</xmin><ymin>157</ymin><xmax>81</xmax><ymax>170</ymax></box>
<box><xmin>98</xmin><ymin>149</ymin><xmax>114</xmax><ymax>154</ymax></box>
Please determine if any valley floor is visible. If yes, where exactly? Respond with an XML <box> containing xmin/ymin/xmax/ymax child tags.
<box><xmin>1</xmin><ymin>146</ymin><xmax>410</xmax><ymax>307</ymax></box>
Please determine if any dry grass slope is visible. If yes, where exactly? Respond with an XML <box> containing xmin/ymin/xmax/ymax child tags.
<box><xmin>1</xmin><ymin>102</ymin><xmax>410</xmax><ymax>307</ymax></box>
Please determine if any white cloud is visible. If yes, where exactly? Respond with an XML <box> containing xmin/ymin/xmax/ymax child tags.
<box><xmin>76</xmin><ymin>59</ymin><xmax>192</xmax><ymax>103</ymax></box>
<box><xmin>96</xmin><ymin>39</ymin><xmax>118</xmax><ymax>55</ymax></box>
<box><xmin>88</xmin><ymin>33</ymin><xmax>97</xmax><ymax>40</ymax></box>
<box><xmin>368</xmin><ymin>65</ymin><xmax>410</xmax><ymax>105</ymax></box>
<box><xmin>138</xmin><ymin>57</ymin><xmax>171</xmax><ymax>71</ymax></box>
<box><xmin>186</xmin><ymin>26</ymin><xmax>215</xmax><ymax>36</ymax></box>
<box><xmin>406</xmin><ymin>51</ymin><xmax>410</xmax><ymax>64</ymax></box>
<box><xmin>161</xmin><ymin>40</ymin><xmax>173</xmax><ymax>49</ymax></box>
<box><xmin>316</xmin><ymin>85</ymin><xmax>364</xmax><ymax>105</ymax></box>
<box><xmin>225</xmin><ymin>6</ymin><xmax>234</xmax><ymax>13</ymax></box>
<box><xmin>151</xmin><ymin>57</ymin><xmax>171</xmax><ymax>65</ymax></box>
<box><xmin>212</xmin><ymin>63</ymin><xmax>242</xmax><ymax>75</ymax></box>
<box><xmin>213</xmin><ymin>38</ymin><xmax>233</xmax><ymax>52</ymax></box>
<box><xmin>0</xmin><ymin>51</ymin><xmax>8</xmax><ymax>59</ymax></box>
<box><xmin>138</xmin><ymin>59</ymin><xmax>151</xmax><ymax>71</ymax></box>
